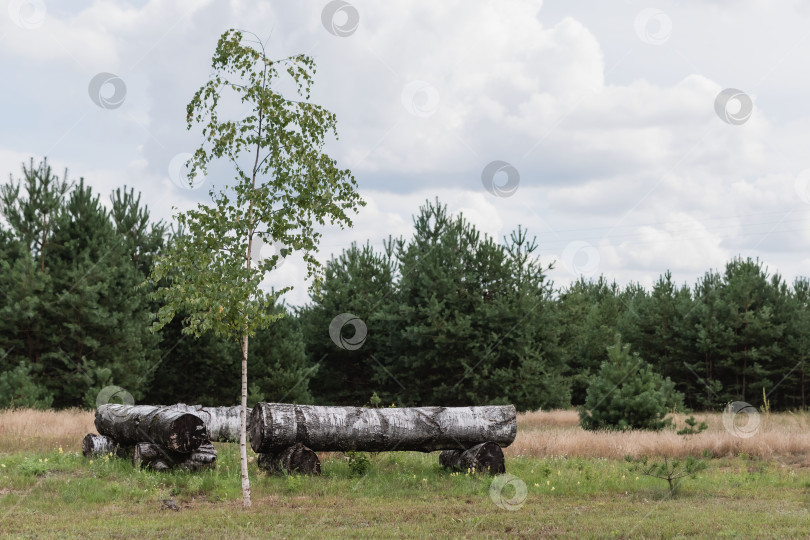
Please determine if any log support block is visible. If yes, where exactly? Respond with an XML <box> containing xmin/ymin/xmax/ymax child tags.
<box><xmin>132</xmin><ymin>442</ymin><xmax>217</xmax><ymax>472</ymax></box>
<box><xmin>257</xmin><ymin>443</ymin><xmax>321</xmax><ymax>475</ymax></box>
<box><xmin>439</xmin><ymin>442</ymin><xmax>506</xmax><ymax>475</ymax></box>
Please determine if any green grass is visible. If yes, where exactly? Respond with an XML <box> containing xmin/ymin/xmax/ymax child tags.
<box><xmin>2</xmin><ymin>445</ymin><xmax>810</xmax><ymax>538</ymax></box>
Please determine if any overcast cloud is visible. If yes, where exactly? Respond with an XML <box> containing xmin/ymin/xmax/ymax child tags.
<box><xmin>2</xmin><ymin>0</ymin><xmax>808</xmax><ymax>305</ymax></box>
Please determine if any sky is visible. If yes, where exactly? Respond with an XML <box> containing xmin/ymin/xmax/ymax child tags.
<box><xmin>1</xmin><ymin>0</ymin><xmax>809</xmax><ymax>306</ymax></box>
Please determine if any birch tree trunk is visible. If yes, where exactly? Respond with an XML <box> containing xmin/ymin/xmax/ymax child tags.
<box><xmin>250</xmin><ymin>403</ymin><xmax>517</xmax><ymax>453</ymax></box>
<box><xmin>166</xmin><ymin>404</ymin><xmax>247</xmax><ymax>442</ymax></box>
<box><xmin>439</xmin><ymin>442</ymin><xmax>505</xmax><ymax>474</ymax></box>
<box><xmin>239</xmin><ymin>331</ymin><xmax>251</xmax><ymax>508</ymax></box>
<box><xmin>95</xmin><ymin>404</ymin><xmax>207</xmax><ymax>452</ymax></box>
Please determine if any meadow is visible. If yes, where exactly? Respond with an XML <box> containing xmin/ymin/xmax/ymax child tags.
<box><xmin>2</xmin><ymin>408</ymin><xmax>810</xmax><ymax>538</ymax></box>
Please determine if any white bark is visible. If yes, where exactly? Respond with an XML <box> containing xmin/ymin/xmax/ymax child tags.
<box><xmin>166</xmin><ymin>404</ymin><xmax>247</xmax><ymax>442</ymax></box>
<box><xmin>250</xmin><ymin>403</ymin><xmax>517</xmax><ymax>453</ymax></box>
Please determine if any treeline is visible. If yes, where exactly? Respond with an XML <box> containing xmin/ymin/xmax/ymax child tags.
<box><xmin>0</xmin><ymin>159</ymin><xmax>311</xmax><ymax>408</ymax></box>
<box><xmin>1</xmin><ymin>159</ymin><xmax>808</xmax><ymax>412</ymax></box>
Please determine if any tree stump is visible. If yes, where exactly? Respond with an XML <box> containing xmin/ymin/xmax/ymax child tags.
<box><xmin>250</xmin><ymin>403</ymin><xmax>517</xmax><ymax>453</ymax></box>
<box><xmin>439</xmin><ymin>442</ymin><xmax>505</xmax><ymax>474</ymax></box>
<box><xmin>257</xmin><ymin>443</ymin><xmax>321</xmax><ymax>475</ymax></box>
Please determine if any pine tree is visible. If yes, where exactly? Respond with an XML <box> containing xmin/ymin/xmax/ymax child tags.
<box><xmin>300</xmin><ymin>241</ymin><xmax>397</xmax><ymax>405</ymax></box>
<box><xmin>579</xmin><ymin>335</ymin><xmax>684</xmax><ymax>431</ymax></box>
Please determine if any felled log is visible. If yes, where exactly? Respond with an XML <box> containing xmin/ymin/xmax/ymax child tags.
<box><xmin>439</xmin><ymin>442</ymin><xmax>505</xmax><ymax>474</ymax></box>
<box><xmin>250</xmin><ymin>403</ymin><xmax>517</xmax><ymax>453</ymax></box>
<box><xmin>81</xmin><ymin>433</ymin><xmax>129</xmax><ymax>458</ymax></box>
<box><xmin>132</xmin><ymin>442</ymin><xmax>217</xmax><ymax>472</ymax></box>
<box><xmin>95</xmin><ymin>404</ymin><xmax>208</xmax><ymax>453</ymax></box>
<box><xmin>257</xmin><ymin>443</ymin><xmax>321</xmax><ymax>475</ymax></box>
<box><xmin>166</xmin><ymin>404</ymin><xmax>247</xmax><ymax>442</ymax></box>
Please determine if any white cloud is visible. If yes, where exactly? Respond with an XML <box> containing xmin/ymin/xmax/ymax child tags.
<box><xmin>1</xmin><ymin>0</ymin><xmax>808</xmax><ymax>306</ymax></box>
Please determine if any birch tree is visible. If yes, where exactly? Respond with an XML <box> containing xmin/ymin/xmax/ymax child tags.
<box><xmin>148</xmin><ymin>29</ymin><xmax>363</xmax><ymax>507</ymax></box>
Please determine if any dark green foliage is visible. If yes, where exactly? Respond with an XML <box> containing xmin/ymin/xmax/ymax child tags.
<box><xmin>579</xmin><ymin>335</ymin><xmax>684</xmax><ymax>431</ymax></box>
<box><xmin>0</xmin><ymin>360</ymin><xmax>53</xmax><ymax>409</ymax></box>
<box><xmin>145</xmin><ymin>303</ymin><xmax>314</xmax><ymax>406</ymax></box>
<box><xmin>383</xmin><ymin>200</ymin><xmax>568</xmax><ymax>411</ymax></box>
<box><xmin>557</xmin><ymin>277</ymin><xmax>629</xmax><ymax>405</ymax></box>
<box><xmin>300</xmin><ymin>242</ymin><xmax>396</xmax><ymax>405</ymax></box>
<box><xmin>0</xmin><ymin>160</ymin><xmax>164</xmax><ymax>407</ymax></box>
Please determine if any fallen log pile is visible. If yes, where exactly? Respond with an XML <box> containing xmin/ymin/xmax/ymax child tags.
<box><xmin>83</xmin><ymin>404</ymin><xmax>217</xmax><ymax>471</ymax></box>
<box><xmin>81</xmin><ymin>402</ymin><xmax>516</xmax><ymax>476</ymax></box>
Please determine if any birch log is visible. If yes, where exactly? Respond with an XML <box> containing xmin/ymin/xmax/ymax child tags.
<box><xmin>95</xmin><ymin>404</ymin><xmax>208</xmax><ymax>453</ymax></box>
<box><xmin>166</xmin><ymin>404</ymin><xmax>247</xmax><ymax>442</ymax></box>
<box><xmin>439</xmin><ymin>442</ymin><xmax>505</xmax><ymax>474</ymax></box>
<box><xmin>257</xmin><ymin>443</ymin><xmax>321</xmax><ymax>475</ymax></box>
<box><xmin>132</xmin><ymin>442</ymin><xmax>217</xmax><ymax>472</ymax></box>
<box><xmin>250</xmin><ymin>403</ymin><xmax>517</xmax><ymax>453</ymax></box>
<box><xmin>81</xmin><ymin>433</ymin><xmax>129</xmax><ymax>458</ymax></box>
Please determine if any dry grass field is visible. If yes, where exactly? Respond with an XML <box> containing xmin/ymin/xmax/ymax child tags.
<box><xmin>509</xmin><ymin>409</ymin><xmax>810</xmax><ymax>464</ymax></box>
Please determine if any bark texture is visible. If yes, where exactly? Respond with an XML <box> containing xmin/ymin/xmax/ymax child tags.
<box><xmin>81</xmin><ymin>433</ymin><xmax>129</xmax><ymax>458</ymax></box>
<box><xmin>166</xmin><ymin>404</ymin><xmax>247</xmax><ymax>442</ymax></box>
<box><xmin>95</xmin><ymin>404</ymin><xmax>208</xmax><ymax>453</ymax></box>
<box><xmin>257</xmin><ymin>443</ymin><xmax>321</xmax><ymax>475</ymax></box>
<box><xmin>439</xmin><ymin>442</ymin><xmax>506</xmax><ymax>474</ymax></box>
<box><xmin>250</xmin><ymin>403</ymin><xmax>517</xmax><ymax>453</ymax></box>
<box><xmin>132</xmin><ymin>442</ymin><xmax>217</xmax><ymax>472</ymax></box>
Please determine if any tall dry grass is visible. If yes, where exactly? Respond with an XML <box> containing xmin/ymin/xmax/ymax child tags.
<box><xmin>2</xmin><ymin>407</ymin><xmax>810</xmax><ymax>462</ymax></box>
<box><xmin>508</xmin><ymin>409</ymin><xmax>810</xmax><ymax>463</ymax></box>
<box><xmin>0</xmin><ymin>408</ymin><xmax>94</xmax><ymax>453</ymax></box>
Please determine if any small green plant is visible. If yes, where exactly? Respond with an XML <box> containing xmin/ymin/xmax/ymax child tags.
<box><xmin>760</xmin><ymin>387</ymin><xmax>771</xmax><ymax>417</ymax></box>
<box><xmin>284</xmin><ymin>474</ymin><xmax>304</xmax><ymax>493</ymax></box>
<box><xmin>677</xmin><ymin>415</ymin><xmax>708</xmax><ymax>436</ymax></box>
<box><xmin>369</xmin><ymin>392</ymin><xmax>382</xmax><ymax>408</ymax></box>
<box><xmin>346</xmin><ymin>452</ymin><xmax>371</xmax><ymax>476</ymax></box>
<box><xmin>638</xmin><ymin>456</ymin><xmax>706</xmax><ymax>495</ymax></box>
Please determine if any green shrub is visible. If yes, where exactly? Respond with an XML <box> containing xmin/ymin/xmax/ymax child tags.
<box><xmin>579</xmin><ymin>335</ymin><xmax>683</xmax><ymax>431</ymax></box>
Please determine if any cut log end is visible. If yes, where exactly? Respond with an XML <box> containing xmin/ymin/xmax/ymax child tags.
<box><xmin>167</xmin><ymin>415</ymin><xmax>209</xmax><ymax>453</ymax></box>
<box><xmin>439</xmin><ymin>442</ymin><xmax>505</xmax><ymax>475</ymax></box>
<box><xmin>82</xmin><ymin>433</ymin><xmax>129</xmax><ymax>458</ymax></box>
<box><xmin>257</xmin><ymin>443</ymin><xmax>321</xmax><ymax>475</ymax></box>
<box><xmin>95</xmin><ymin>404</ymin><xmax>208</xmax><ymax>453</ymax></box>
